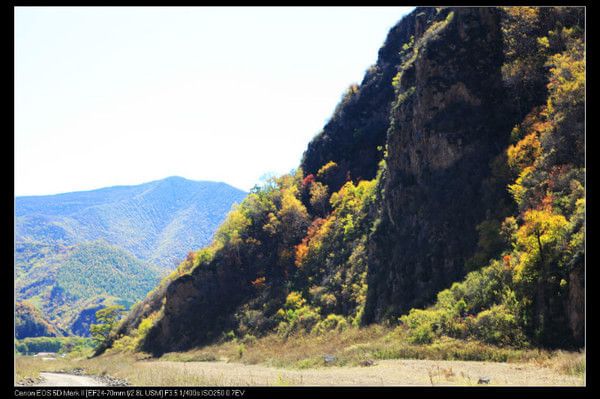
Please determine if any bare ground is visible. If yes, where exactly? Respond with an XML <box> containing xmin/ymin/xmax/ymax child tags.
<box><xmin>34</xmin><ymin>372</ymin><xmax>106</xmax><ymax>386</ymax></box>
<box><xmin>136</xmin><ymin>358</ymin><xmax>584</xmax><ymax>386</ymax></box>
<box><xmin>16</xmin><ymin>353</ymin><xmax>585</xmax><ymax>387</ymax></box>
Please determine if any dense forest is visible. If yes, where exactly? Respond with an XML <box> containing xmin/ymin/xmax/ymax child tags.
<box><xmin>100</xmin><ymin>6</ymin><xmax>584</xmax><ymax>356</ymax></box>
<box><xmin>16</xmin><ymin>241</ymin><xmax>164</xmax><ymax>336</ymax></box>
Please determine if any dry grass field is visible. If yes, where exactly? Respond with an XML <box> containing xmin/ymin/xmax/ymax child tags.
<box><xmin>15</xmin><ymin>327</ymin><xmax>585</xmax><ymax>386</ymax></box>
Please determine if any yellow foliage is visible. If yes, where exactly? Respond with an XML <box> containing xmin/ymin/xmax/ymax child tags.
<box><xmin>214</xmin><ymin>204</ymin><xmax>251</xmax><ymax>247</ymax></box>
<box><xmin>507</xmin><ymin>133</ymin><xmax>542</xmax><ymax>171</ymax></box>
<box><xmin>285</xmin><ymin>292</ymin><xmax>306</xmax><ymax>310</ymax></box>
<box><xmin>509</xmin><ymin>166</ymin><xmax>535</xmax><ymax>206</ymax></box>
<box><xmin>112</xmin><ymin>311</ymin><xmax>161</xmax><ymax>353</ymax></box>
<box><xmin>316</xmin><ymin>161</ymin><xmax>338</xmax><ymax>180</ymax></box>
<box><xmin>514</xmin><ymin>209</ymin><xmax>569</xmax><ymax>280</ymax></box>
<box><xmin>504</xmin><ymin>6</ymin><xmax>539</xmax><ymax>20</ymax></box>
<box><xmin>546</xmin><ymin>44</ymin><xmax>585</xmax><ymax>116</ymax></box>
<box><xmin>262</xmin><ymin>212</ymin><xmax>279</xmax><ymax>236</ymax></box>
<box><xmin>309</xmin><ymin>181</ymin><xmax>329</xmax><ymax>213</ymax></box>
<box><xmin>137</xmin><ymin>311</ymin><xmax>160</xmax><ymax>338</ymax></box>
<box><xmin>277</xmin><ymin>185</ymin><xmax>310</xmax><ymax>240</ymax></box>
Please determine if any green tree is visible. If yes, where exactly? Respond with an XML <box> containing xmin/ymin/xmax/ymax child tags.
<box><xmin>90</xmin><ymin>305</ymin><xmax>125</xmax><ymax>347</ymax></box>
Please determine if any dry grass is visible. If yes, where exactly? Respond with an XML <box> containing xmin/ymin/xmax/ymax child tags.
<box><xmin>15</xmin><ymin>356</ymin><xmax>74</xmax><ymax>383</ymax></box>
<box><xmin>15</xmin><ymin>353</ymin><xmax>223</xmax><ymax>386</ymax></box>
<box><xmin>160</xmin><ymin>325</ymin><xmax>567</xmax><ymax>369</ymax></box>
<box><xmin>15</xmin><ymin>327</ymin><xmax>585</xmax><ymax>386</ymax></box>
<box><xmin>162</xmin><ymin>325</ymin><xmax>391</xmax><ymax>368</ymax></box>
<box><xmin>15</xmin><ymin>353</ymin><xmax>584</xmax><ymax>387</ymax></box>
<box><xmin>534</xmin><ymin>350</ymin><xmax>586</xmax><ymax>380</ymax></box>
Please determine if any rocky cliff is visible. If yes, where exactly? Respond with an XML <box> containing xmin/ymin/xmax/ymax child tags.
<box><xmin>364</xmin><ymin>7</ymin><xmax>515</xmax><ymax>322</ymax></box>
<box><xmin>301</xmin><ymin>8</ymin><xmax>438</xmax><ymax>192</ymax></box>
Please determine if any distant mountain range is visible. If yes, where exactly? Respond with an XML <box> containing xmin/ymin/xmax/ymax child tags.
<box><xmin>15</xmin><ymin>177</ymin><xmax>246</xmax><ymax>337</ymax></box>
<box><xmin>16</xmin><ymin>176</ymin><xmax>247</xmax><ymax>268</ymax></box>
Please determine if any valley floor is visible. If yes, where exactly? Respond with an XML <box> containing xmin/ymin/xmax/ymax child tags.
<box><xmin>15</xmin><ymin>327</ymin><xmax>585</xmax><ymax>387</ymax></box>
<box><xmin>16</xmin><ymin>355</ymin><xmax>584</xmax><ymax>386</ymax></box>
<box><xmin>131</xmin><ymin>358</ymin><xmax>584</xmax><ymax>386</ymax></box>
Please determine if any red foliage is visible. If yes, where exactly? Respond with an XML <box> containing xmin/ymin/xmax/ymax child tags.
<box><xmin>503</xmin><ymin>254</ymin><xmax>512</xmax><ymax>269</ymax></box>
<box><xmin>294</xmin><ymin>217</ymin><xmax>326</xmax><ymax>267</ymax></box>
<box><xmin>540</xmin><ymin>194</ymin><xmax>554</xmax><ymax>211</ymax></box>
<box><xmin>251</xmin><ymin>276</ymin><xmax>266</xmax><ymax>289</ymax></box>
<box><xmin>302</xmin><ymin>174</ymin><xmax>316</xmax><ymax>187</ymax></box>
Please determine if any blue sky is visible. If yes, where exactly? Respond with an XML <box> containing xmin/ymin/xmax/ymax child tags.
<box><xmin>15</xmin><ymin>6</ymin><xmax>414</xmax><ymax>196</ymax></box>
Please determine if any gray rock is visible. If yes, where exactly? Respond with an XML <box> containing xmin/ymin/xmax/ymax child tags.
<box><xmin>360</xmin><ymin>359</ymin><xmax>375</xmax><ymax>367</ymax></box>
<box><xmin>323</xmin><ymin>354</ymin><xmax>336</xmax><ymax>365</ymax></box>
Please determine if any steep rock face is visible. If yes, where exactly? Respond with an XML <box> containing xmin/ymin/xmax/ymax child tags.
<box><xmin>364</xmin><ymin>8</ymin><xmax>514</xmax><ymax>322</ymax></box>
<box><xmin>567</xmin><ymin>260</ymin><xmax>584</xmax><ymax>346</ymax></box>
<box><xmin>142</xmin><ymin>252</ymin><xmax>254</xmax><ymax>354</ymax></box>
<box><xmin>301</xmin><ymin>8</ymin><xmax>437</xmax><ymax>192</ymax></box>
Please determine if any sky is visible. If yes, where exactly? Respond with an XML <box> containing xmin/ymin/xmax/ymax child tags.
<box><xmin>15</xmin><ymin>6</ymin><xmax>414</xmax><ymax>196</ymax></box>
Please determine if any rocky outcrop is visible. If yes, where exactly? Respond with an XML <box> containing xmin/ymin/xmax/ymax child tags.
<box><xmin>300</xmin><ymin>8</ymin><xmax>437</xmax><ymax>192</ymax></box>
<box><xmin>364</xmin><ymin>8</ymin><xmax>515</xmax><ymax>322</ymax></box>
<box><xmin>567</xmin><ymin>257</ymin><xmax>584</xmax><ymax>346</ymax></box>
<box><xmin>142</xmin><ymin>253</ymin><xmax>253</xmax><ymax>355</ymax></box>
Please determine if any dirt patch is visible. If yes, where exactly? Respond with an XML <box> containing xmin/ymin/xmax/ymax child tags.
<box><xmin>33</xmin><ymin>372</ymin><xmax>107</xmax><ymax>387</ymax></box>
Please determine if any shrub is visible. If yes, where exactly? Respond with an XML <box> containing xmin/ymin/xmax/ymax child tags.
<box><xmin>241</xmin><ymin>334</ymin><xmax>257</xmax><ymax>346</ymax></box>
<box><xmin>316</xmin><ymin>161</ymin><xmax>339</xmax><ymax>181</ymax></box>
<box><xmin>401</xmin><ymin>260</ymin><xmax>529</xmax><ymax>347</ymax></box>
<box><xmin>312</xmin><ymin>314</ymin><xmax>348</xmax><ymax>335</ymax></box>
<box><xmin>111</xmin><ymin>335</ymin><xmax>138</xmax><ymax>352</ymax></box>
<box><xmin>294</xmin><ymin>306</ymin><xmax>321</xmax><ymax>333</ymax></box>
<box><xmin>276</xmin><ymin>292</ymin><xmax>322</xmax><ymax>337</ymax></box>
<box><xmin>401</xmin><ymin>309</ymin><xmax>442</xmax><ymax>344</ymax></box>
<box><xmin>468</xmin><ymin>305</ymin><xmax>527</xmax><ymax>346</ymax></box>
<box><xmin>222</xmin><ymin>330</ymin><xmax>236</xmax><ymax>342</ymax></box>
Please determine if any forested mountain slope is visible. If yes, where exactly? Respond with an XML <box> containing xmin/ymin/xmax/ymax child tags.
<box><xmin>102</xmin><ymin>6</ymin><xmax>584</xmax><ymax>355</ymax></box>
<box><xmin>16</xmin><ymin>177</ymin><xmax>246</xmax><ymax>268</ymax></box>
<box><xmin>16</xmin><ymin>241</ymin><xmax>164</xmax><ymax>336</ymax></box>
<box><xmin>15</xmin><ymin>301</ymin><xmax>64</xmax><ymax>339</ymax></box>
<box><xmin>15</xmin><ymin>177</ymin><xmax>246</xmax><ymax>336</ymax></box>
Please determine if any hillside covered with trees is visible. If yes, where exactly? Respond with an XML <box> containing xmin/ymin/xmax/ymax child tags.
<box><xmin>100</xmin><ymin>6</ymin><xmax>584</xmax><ymax>356</ymax></box>
<box><xmin>15</xmin><ymin>301</ymin><xmax>64</xmax><ymax>339</ymax></box>
<box><xmin>16</xmin><ymin>176</ymin><xmax>246</xmax><ymax>268</ymax></box>
<box><xmin>15</xmin><ymin>177</ymin><xmax>246</xmax><ymax>337</ymax></box>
